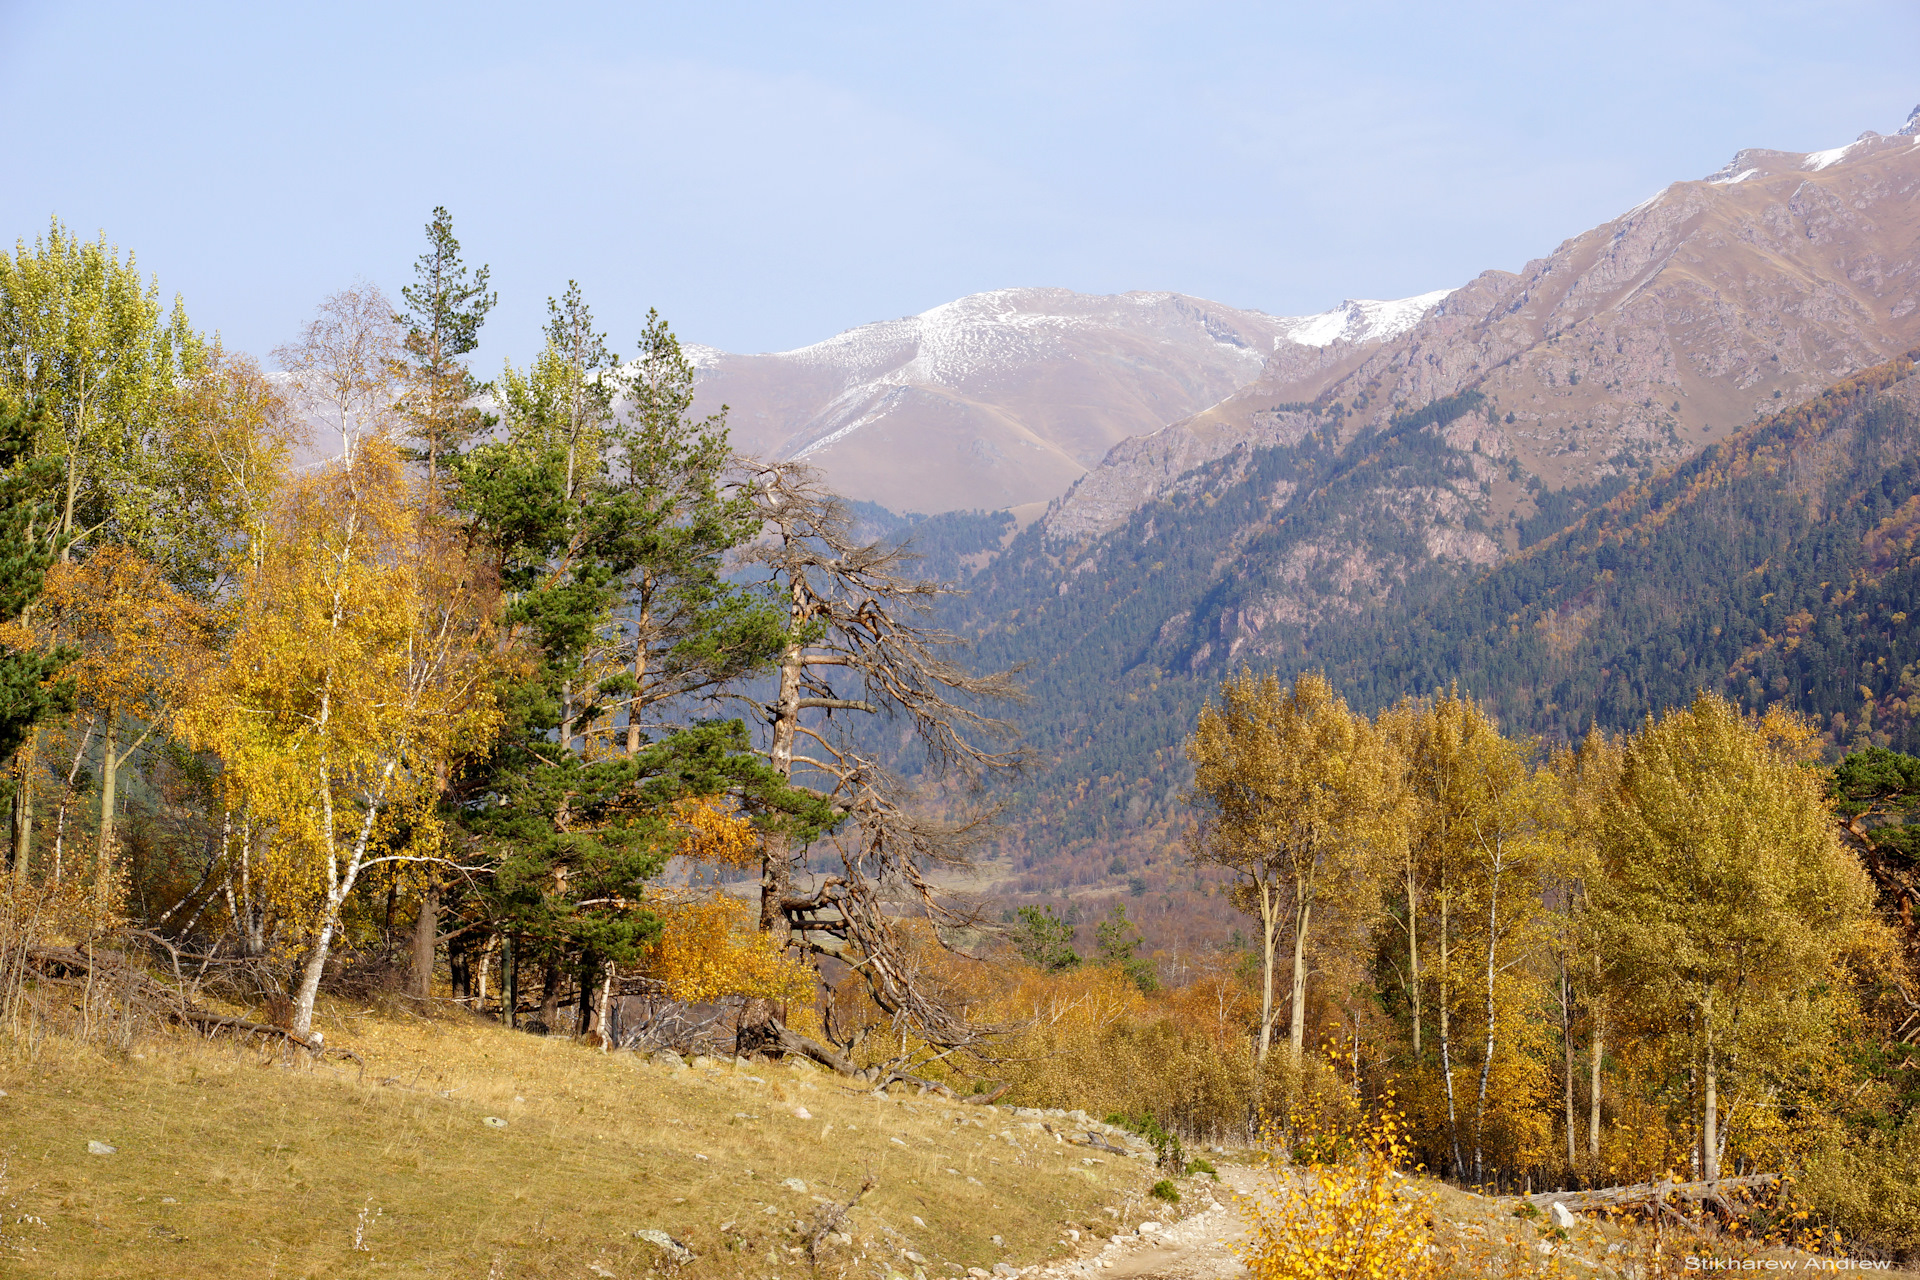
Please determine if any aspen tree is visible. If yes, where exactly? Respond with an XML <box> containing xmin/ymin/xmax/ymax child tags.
<box><xmin>1593</xmin><ymin>694</ymin><xmax>1875</xmax><ymax>1180</ymax></box>
<box><xmin>1186</xmin><ymin>670</ymin><xmax>1389</xmax><ymax>1068</ymax></box>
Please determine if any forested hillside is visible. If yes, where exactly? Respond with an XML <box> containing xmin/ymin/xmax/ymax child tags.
<box><xmin>936</xmin><ymin>352</ymin><xmax>1920</xmax><ymax>911</ymax></box>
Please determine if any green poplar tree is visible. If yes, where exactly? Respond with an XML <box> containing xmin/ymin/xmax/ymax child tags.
<box><xmin>0</xmin><ymin>397</ymin><xmax>75</xmax><ymax>885</ymax></box>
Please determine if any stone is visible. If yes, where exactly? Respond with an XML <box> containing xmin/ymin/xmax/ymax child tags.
<box><xmin>87</xmin><ymin>1141</ymin><xmax>116</xmax><ymax>1155</ymax></box>
<box><xmin>633</xmin><ymin>1228</ymin><xmax>694</xmax><ymax>1264</ymax></box>
<box><xmin>793</xmin><ymin>1106</ymin><xmax>813</xmax><ymax>1120</ymax></box>
<box><xmin>990</xmin><ymin>1234</ymin><xmax>1004</xmax><ymax>1246</ymax></box>
<box><xmin>483</xmin><ymin>1116</ymin><xmax>508</xmax><ymax>1128</ymax></box>
<box><xmin>1550</xmin><ymin>1201</ymin><xmax>1577</xmax><ymax>1230</ymax></box>
<box><xmin>783</xmin><ymin>1177</ymin><xmax>808</xmax><ymax>1193</ymax></box>
<box><xmin>903</xmin><ymin>1250</ymin><xmax>928</xmax><ymax>1264</ymax></box>
<box><xmin>1139</xmin><ymin>1221</ymin><xmax>1161</xmax><ymax>1234</ymax></box>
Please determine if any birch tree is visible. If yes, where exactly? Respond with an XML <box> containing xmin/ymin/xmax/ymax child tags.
<box><xmin>273</xmin><ymin>284</ymin><xmax>405</xmax><ymax>467</ymax></box>
<box><xmin>1185</xmin><ymin>669</ymin><xmax>1389</xmax><ymax>1068</ymax></box>
<box><xmin>177</xmin><ymin>434</ymin><xmax>501</xmax><ymax>1040</ymax></box>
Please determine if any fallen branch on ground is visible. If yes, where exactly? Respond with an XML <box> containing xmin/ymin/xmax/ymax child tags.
<box><xmin>25</xmin><ymin>943</ymin><xmax>348</xmax><ymax>1059</ymax></box>
<box><xmin>807</xmin><ymin>1175</ymin><xmax>877</xmax><ymax>1264</ymax></box>
<box><xmin>1514</xmin><ymin>1173</ymin><xmax>1778</xmax><ymax>1215</ymax></box>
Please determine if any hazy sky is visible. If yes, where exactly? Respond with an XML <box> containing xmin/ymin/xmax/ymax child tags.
<box><xmin>4</xmin><ymin>1</ymin><xmax>1916</xmax><ymax>366</ymax></box>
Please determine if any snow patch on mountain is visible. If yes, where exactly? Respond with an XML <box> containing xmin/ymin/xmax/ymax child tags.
<box><xmin>680</xmin><ymin>343</ymin><xmax>728</xmax><ymax>370</ymax></box>
<box><xmin>1275</xmin><ymin>291</ymin><xmax>1452</xmax><ymax>349</ymax></box>
<box><xmin>1804</xmin><ymin>139</ymin><xmax>1863</xmax><ymax>171</ymax></box>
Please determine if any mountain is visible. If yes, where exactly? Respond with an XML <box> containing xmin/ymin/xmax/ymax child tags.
<box><xmin>687</xmin><ymin>286</ymin><xmax>1447</xmax><ymax>515</ymax></box>
<box><xmin>905</xmin><ymin>107</ymin><xmax>1920</xmax><ymax>934</ymax></box>
<box><xmin>1045</xmin><ymin>115</ymin><xmax>1920</xmax><ymax>544</ymax></box>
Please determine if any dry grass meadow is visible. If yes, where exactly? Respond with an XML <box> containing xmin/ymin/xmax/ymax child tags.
<box><xmin>0</xmin><ymin>999</ymin><xmax>1195</xmax><ymax>1279</ymax></box>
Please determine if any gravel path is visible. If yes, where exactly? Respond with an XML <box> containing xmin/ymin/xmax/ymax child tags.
<box><xmin>1039</xmin><ymin>1165</ymin><xmax>1262</xmax><ymax>1280</ymax></box>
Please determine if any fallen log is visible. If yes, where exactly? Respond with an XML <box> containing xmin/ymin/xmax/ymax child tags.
<box><xmin>1517</xmin><ymin>1173</ymin><xmax>1777</xmax><ymax>1215</ymax></box>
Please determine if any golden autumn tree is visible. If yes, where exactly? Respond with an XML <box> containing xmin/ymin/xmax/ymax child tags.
<box><xmin>1592</xmin><ymin>693</ymin><xmax>1878</xmax><ymax>1181</ymax></box>
<box><xmin>177</xmin><ymin>433</ymin><xmax>501</xmax><ymax>1041</ymax></box>
<box><xmin>1186</xmin><ymin>670</ymin><xmax>1391</xmax><ymax>1068</ymax></box>
<box><xmin>37</xmin><ymin>546</ymin><xmax>207</xmax><ymax>903</ymax></box>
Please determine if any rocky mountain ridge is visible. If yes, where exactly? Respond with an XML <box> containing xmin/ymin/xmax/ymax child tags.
<box><xmin>1041</xmin><ymin>111</ymin><xmax>1920</xmax><ymax>548</ymax></box>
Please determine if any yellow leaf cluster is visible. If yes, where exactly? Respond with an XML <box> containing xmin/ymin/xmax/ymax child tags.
<box><xmin>1241</xmin><ymin>1098</ymin><xmax>1439</xmax><ymax>1280</ymax></box>
<box><xmin>640</xmin><ymin>891</ymin><xmax>810</xmax><ymax>1005</ymax></box>
<box><xmin>669</xmin><ymin>796</ymin><xmax>758</xmax><ymax>867</ymax></box>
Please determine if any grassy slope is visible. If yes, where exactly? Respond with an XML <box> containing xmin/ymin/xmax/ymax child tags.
<box><xmin>0</xmin><ymin>1004</ymin><xmax>1199</xmax><ymax>1279</ymax></box>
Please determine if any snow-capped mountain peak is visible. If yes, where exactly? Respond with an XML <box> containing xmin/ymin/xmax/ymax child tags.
<box><xmin>1274</xmin><ymin>291</ymin><xmax>1453</xmax><ymax>349</ymax></box>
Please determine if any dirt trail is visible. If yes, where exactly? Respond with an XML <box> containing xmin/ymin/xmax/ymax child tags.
<box><xmin>1040</xmin><ymin>1164</ymin><xmax>1262</xmax><ymax>1279</ymax></box>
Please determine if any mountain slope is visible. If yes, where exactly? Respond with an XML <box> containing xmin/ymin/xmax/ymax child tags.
<box><xmin>941</xmin><ymin>353</ymin><xmax>1920</xmax><ymax>910</ymax></box>
<box><xmin>1046</xmin><ymin>114</ymin><xmax>1920</xmax><ymax>543</ymax></box>
<box><xmin>689</xmin><ymin>286</ymin><xmax>1447</xmax><ymax>514</ymax></box>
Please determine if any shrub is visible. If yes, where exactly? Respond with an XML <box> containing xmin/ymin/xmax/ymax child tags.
<box><xmin>1238</xmin><ymin>1096</ymin><xmax>1437</xmax><ymax>1280</ymax></box>
<box><xmin>1188</xmin><ymin>1157</ymin><xmax>1220</xmax><ymax>1181</ymax></box>
<box><xmin>1800</xmin><ymin>1117</ymin><xmax>1920</xmax><ymax>1261</ymax></box>
<box><xmin>1150</xmin><ymin>1179</ymin><xmax>1180</xmax><ymax>1204</ymax></box>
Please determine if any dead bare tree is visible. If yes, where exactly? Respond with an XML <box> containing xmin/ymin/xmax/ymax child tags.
<box><xmin>730</xmin><ymin>459</ymin><xmax>1025</xmax><ymax>1074</ymax></box>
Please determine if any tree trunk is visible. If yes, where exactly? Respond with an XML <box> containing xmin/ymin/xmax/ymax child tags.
<box><xmin>1702</xmin><ymin>1014</ymin><xmax>1719</xmax><ymax>1181</ymax></box>
<box><xmin>740</xmin><ymin>628</ymin><xmax>806</xmax><ymax>1057</ymax></box>
<box><xmin>1255</xmin><ymin>880</ymin><xmax>1277</xmax><ymax>1067</ymax></box>
<box><xmin>1288</xmin><ymin>896</ymin><xmax>1312</xmax><ymax>1062</ymax></box>
<box><xmin>1588</xmin><ymin>1005</ymin><xmax>1604</xmax><ymax>1178</ymax></box>
<box><xmin>1406</xmin><ymin>857</ymin><xmax>1421</xmax><ymax>1059</ymax></box>
<box><xmin>537</xmin><ymin>961</ymin><xmax>564</xmax><ymax>1029</ymax></box>
<box><xmin>625</xmin><ymin>589</ymin><xmax>650</xmax><ymax>755</ymax></box>
<box><xmin>1561</xmin><ymin>963</ymin><xmax>1577</xmax><ymax>1178</ymax></box>
<box><xmin>409</xmin><ymin>877</ymin><xmax>438</xmax><ymax>998</ymax></box>
<box><xmin>289</xmin><ymin>913</ymin><xmax>338</xmax><ymax>1040</ymax></box>
<box><xmin>503</xmin><ymin>936</ymin><xmax>516</xmax><ymax>1028</ymax></box>
<box><xmin>95</xmin><ymin>706</ymin><xmax>118</xmax><ymax>905</ymax></box>
<box><xmin>1439</xmin><ymin>889</ymin><xmax>1465</xmax><ymax>1180</ymax></box>
<box><xmin>1473</xmin><ymin>845</ymin><xmax>1504</xmax><ymax>1187</ymax></box>
<box><xmin>577</xmin><ymin>954</ymin><xmax>596</xmax><ymax>1039</ymax></box>
<box><xmin>9</xmin><ymin>733</ymin><xmax>34</xmax><ymax>889</ymax></box>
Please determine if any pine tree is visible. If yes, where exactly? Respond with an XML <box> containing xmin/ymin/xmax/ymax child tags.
<box><xmin>397</xmin><ymin>207</ymin><xmax>495</xmax><ymax>492</ymax></box>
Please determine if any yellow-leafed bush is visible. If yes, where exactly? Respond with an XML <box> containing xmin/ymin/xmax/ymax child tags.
<box><xmin>640</xmin><ymin>892</ymin><xmax>811</xmax><ymax>1005</ymax></box>
<box><xmin>1239</xmin><ymin>1097</ymin><xmax>1439</xmax><ymax>1280</ymax></box>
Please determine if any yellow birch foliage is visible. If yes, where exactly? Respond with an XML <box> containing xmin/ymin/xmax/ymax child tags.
<box><xmin>38</xmin><ymin>547</ymin><xmax>206</xmax><ymax>720</ymax></box>
<box><xmin>175</xmin><ymin>434</ymin><xmax>501</xmax><ymax>1031</ymax></box>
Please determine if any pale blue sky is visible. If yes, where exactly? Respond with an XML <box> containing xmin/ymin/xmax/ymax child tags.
<box><xmin>3</xmin><ymin>1</ymin><xmax>1915</xmax><ymax>366</ymax></box>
